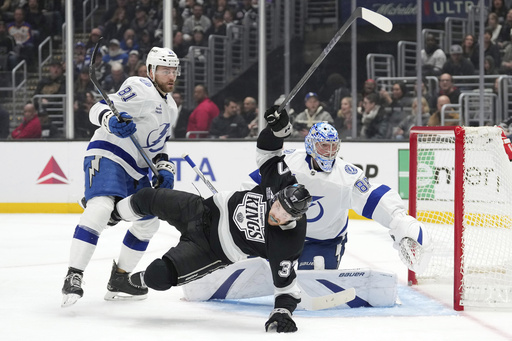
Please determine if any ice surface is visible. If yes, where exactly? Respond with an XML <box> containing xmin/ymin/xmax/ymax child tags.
<box><xmin>1</xmin><ymin>214</ymin><xmax>511</xmax><ymax>340</ymax></box>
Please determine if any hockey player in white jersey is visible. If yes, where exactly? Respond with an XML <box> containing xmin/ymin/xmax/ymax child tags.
<box><xmin>61</xmin><ymin>47</ymin><xmax>180</xmax><ymax>307</ymax></box>
<box><xmin>246</xmin><ymin>119</ymin><xmax>431</xmax><ymax>271</ymax></box>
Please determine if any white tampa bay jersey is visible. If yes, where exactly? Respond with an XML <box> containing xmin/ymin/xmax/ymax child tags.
<box><xmin>86</xmin><ymin>76</ymin><xmax>178</xmax><ymax>180</ymax></box>
<box><xmin>243</xmin><ymin>149</ymin><xmax>407</xmax><ymax>241</ymax></box>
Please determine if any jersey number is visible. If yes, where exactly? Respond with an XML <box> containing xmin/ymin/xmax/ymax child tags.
<box><xmin>278</xmin><ymin>260</ymin><xmax>292</xmax><ymax>278</ymax></box>
<box><xmin>355</xmin><ymin>177</ymin><xmax>371</xmax><ymax>193</ymax></box>
<box><xmin>118</xmin><ymin>86</ymin><xmax>137</xmax><ymax>102</ymax></box>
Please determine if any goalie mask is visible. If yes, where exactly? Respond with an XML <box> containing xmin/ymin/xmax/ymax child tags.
<box><xmin>305</xmin><ymin>122</ymin><xmax>341</xmax><ymax>172</ymax></box>
<box><xmin>146</xmin><ymin>47</ymin><xmax>180</xmax><ymax>81</ymax></box>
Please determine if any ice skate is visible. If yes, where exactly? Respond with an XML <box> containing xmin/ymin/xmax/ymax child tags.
<box><xmin>61</xmin><ymin>268</ymin><xmax>84</xmax><ymax>307</ymax></box>
<box><xmin>104</xmin><ymin>260</ymin><xmax>148</xmax><ymax>301</ymax></box>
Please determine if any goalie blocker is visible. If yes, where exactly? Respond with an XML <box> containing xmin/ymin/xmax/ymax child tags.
<box><xmin>181</xmin><ymin>258</ymin><xmax>397</xmax><ymax>309</ymax></box>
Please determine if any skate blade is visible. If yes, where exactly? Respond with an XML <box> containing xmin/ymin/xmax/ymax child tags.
<box><xmin>104</xmin><ymin>291</ymin><xmax>148</xmax><ymax>301</ymax></box>
<box><xmin>61</xmin><ymin>293</ymin><xmax>81</xmax><ymax>307</ymax></box>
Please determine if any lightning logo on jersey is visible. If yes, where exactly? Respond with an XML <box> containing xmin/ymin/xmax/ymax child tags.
<box><xmin>233</xmin><ymin>192</ymin><xmax>266</xmax><ymax>243</ymax></box>
<box><xmin>88</xmin><ymin>156</ymin><xmax>101</xmax><ymax>188</ymax></box>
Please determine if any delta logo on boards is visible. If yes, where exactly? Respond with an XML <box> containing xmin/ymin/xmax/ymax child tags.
<box><xmin>36</xmin><ymin>156</ymin><xmax>68</xmax><ymax>184</ymax></box>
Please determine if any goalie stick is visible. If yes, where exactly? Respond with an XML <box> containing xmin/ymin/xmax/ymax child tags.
<box><xmin>277</xmin><ymin>7</ymin><xmax>392</xmax><ymax>113</ymax></box>
<box><xmin>89</xmin><ymin>37</ymin><xmax>160</xmax><ymax>181</ymax></box>
<box><xmin>181</xmin><ymin>154</ymin><xmax>357</xmax><ymax>310</ymax></box>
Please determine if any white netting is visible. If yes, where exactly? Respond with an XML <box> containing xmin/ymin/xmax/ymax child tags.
<box><xmin>413</xmin><ymin>127</ymin><xmax>512</xmax><ymax>307</ymax></box>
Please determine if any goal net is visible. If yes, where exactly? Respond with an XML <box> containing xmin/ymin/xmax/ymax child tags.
<box><xmin>408</xmin><ymin>126</ymin><xmax>512</xmax><ymax>310</ymax></box>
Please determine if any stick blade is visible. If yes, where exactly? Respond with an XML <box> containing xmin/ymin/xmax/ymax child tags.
<box><xmin>361</xmin><ymin>8</ymin><xmax>393</xmax><ymax>32</ymax></box>
<box><xmin>300</xmin><ymin>287</ymin><xmax>356</xmax><ymax>311</ymax></box>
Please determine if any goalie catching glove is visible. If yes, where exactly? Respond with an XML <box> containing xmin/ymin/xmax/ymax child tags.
<box><xmin>265</xmin><ymin>308</ymin><xmax>297</xmax><ymax>333</ymax></box>
<box><xmin>389</xmin><ymin>211</ymin><xmax>433</xmax><ymax>274</ymax></box>
<box><xmin>102</xmin><ymin>111</ymin><xmax>137</xmax><ymax>138</ymax></box>
<box><xmin>264</xmin><ymin>105</ymin><xmax>292</xmax><ymax>138</ymax></box>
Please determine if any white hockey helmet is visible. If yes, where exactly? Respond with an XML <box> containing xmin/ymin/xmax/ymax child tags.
<box><xmin>146</xmin><ymin>47</ymin><xmax>180</xmax><ymax>79</ymax></box>
<box><xmin>305</xmin><ymin>122</ymin><xmax>340</xmax><ymax>172</ymax></box>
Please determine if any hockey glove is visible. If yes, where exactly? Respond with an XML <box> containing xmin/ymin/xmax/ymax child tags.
<box><xmin>152</xmin><ymin>160</ymin><xmax>176</xmax><ymax>189</ymax></box>
<box><xmin>389</xmin><ymin>212</ymin><xmax>433</xmax><ymax>273</ymax></box>
<box><xmin>264</xmin><ymin>105</ymin><xmax>292</xmax><ymax>138</ymax></box>
<box><xmin>264</xmin><ymin>308</ymin><xmax>297</xmax><ymax>333</ymax></box>
<box><xmin>102</xmin><ymin>111</ymin><xmax>137</xmax><ymax>138</ymax></box>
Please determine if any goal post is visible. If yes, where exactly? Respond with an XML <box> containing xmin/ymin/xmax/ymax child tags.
<box><xmin>408</xmin><ymin>126</ymin><xmax>512</xmax><ymax>311</ymax></box>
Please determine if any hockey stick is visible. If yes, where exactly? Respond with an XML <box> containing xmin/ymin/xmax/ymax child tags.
<box><xmin>182</xmin><ymin>153</ymin><xmax>218</xmax><ymax>194</ymax></box>
<box><xmin>299</xmin><ymin>287</ymin><xmax>356</xmax><ymax>311</ymax></box>
<box><xmin>277</xmin><ymin>7</ymin><xmax>392</xmax><ymax>113</ymax></box>
<box><xmin>89</xmin><ymin>37</ymin><xmax>160</xmax><ymax>179</ymax></box>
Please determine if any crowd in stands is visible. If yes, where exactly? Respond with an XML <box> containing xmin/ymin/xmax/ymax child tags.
<box><xmin>3</xmin><ymin>0</ymin><xmax>512</xmax><ymax>141</ymax></box>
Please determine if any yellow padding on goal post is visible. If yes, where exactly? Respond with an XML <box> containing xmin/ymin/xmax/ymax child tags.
<box><xmin>417</xmin><ymin>210</ymin><xmax>512</xmax><ymax>229</ymax></box>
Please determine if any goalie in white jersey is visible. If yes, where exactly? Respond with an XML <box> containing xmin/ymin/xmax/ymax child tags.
<box><xmin>246</xmin><ymin>121</ymin><xmax>432</xmax><ymax>272</ymax></box>
<box><xmin>61</xmin><ymin>47</ymin><xmax>180</xmax><ymax>307</ymax></box>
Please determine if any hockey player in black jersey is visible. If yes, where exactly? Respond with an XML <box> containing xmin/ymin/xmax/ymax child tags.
<box><xmin>114</xmin><ymin>106</ymin><xmax>311</xmax><ymax>333</ymax></box>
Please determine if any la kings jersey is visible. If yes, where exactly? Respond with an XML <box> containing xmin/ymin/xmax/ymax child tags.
<box><xmin>205</xmin><ymin>128</ymin><xmax>306</xmax><ymax>297</ymax></box>
<box><xmin>245</xmin><ymin>149</ymin><xmax>407</xmax><ymax>241</ymax></box>
<box><xmin>86</xmin><ymin>76</ymin><xmax>178</xmax><ymax>180</ymax></box>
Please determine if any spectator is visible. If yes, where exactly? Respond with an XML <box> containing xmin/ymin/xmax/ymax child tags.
<box><xmin>74</xmin><ymin>90</ymin><xmax>97</xmax><ymax>139</ymax></box>
<box><xmin>223</xmin><ymin>8</ymin><xmax>235</xmax><ymax>27</ymax></box>
<box><xmin>461</xmin><ymin>34</ymin><xmax>479</xmax><ymax>69</ymax></box>
<box><xmin>102</xmin><ymin>0</ymin><xmax>136</xmax><ymax>25</ymax></box>
<box><xmin>240</xmin><ymin>96</ymin><xmax>257</xmax><ymax>124</ymax></box>
<box><xmin>441</xmin><ymin>44</ymin><xmax>475</xmax><ymax>76</ymax></box>
<box><xmin>498</xmin><ymin>9</ymin><xmax>512</xmax><ymax>46</ymax></box>
<box><xmin>323</xmin><ymin>73</ymin><xmax>350</xmax><ymax>114</ymax></box>
<box><xmin>487</xmin><ymin>12</ymin><xmax>502</xmax><ymax>44</ymax></box>
<box><xmin>358</xmin><ymin>78</ymin><xmax>378</xmax><ymax>111</ymax></box>
<box><xmin>120</xmin><ymin>28</ymin><xmax>139</xmax><ymax>53</ymax></box>
<box><xmin>84</xmin><ymin>27</ymin><xmax>103</xmax><ymax>51</ymax></box>
<box><xmin>7</xmin><ymin>7</ymin><xmax>35</xmax><ymax>69</ymax></box>
<box><xmin>74</xmin><ymin>66</ymin><xmax>95</xmax><ymax>99</ymax></box>
<box><xmin>491</xmin><ymin>0</ymin><xmax>508</xmax><ymax>23</ymax></box>
<box><xmin>23</xmin><ymin>0</ymin><xmax>47</xmax><ymax>42</ymax></box>
<box><xmin>39</xmin><ymin>110</ymin><xmax>60</xmax><ymax>139</ymax></box>
<box><xmin>180</xmin><ymin>0</ymin><xmax>196</xmax><ymax>22</ymax></box>
<box><xmin>435</xmin><ymin>73</ymin><xmax>461</xmax><ymax>107</ymax></box>
<box><xmin>186</xmin><ymin>84</ymin><xmax>220</xmax><ymax>138</ymax></box>
<box><xmin>0</xmin><ymin>104</ymin><xmax>10</xmax><ymax>138</ymax></box>
<box><xmin>483</xmin><ymin>26</ymin><xmax>502</xmax><ymax>67</ymax></box>
<box><xmin>205</xmin><ymin>12</ymin><xmax>226</xmax><ymax>37</ymax></box>
<box><xmin>234</xmin><ymin>0</ymin><xmax>253</xmax><ymax>25</ymax></box>
<box><xmin>0</xmin><ymin>20</ymin><xmax>18</xmax><ymax>71</ymax></box>
<box><xmin>360</xmin><ymin>92</ymin><xmax>391</xmax><ymax>139</ymax></box>
<box><xmin>136</xmin><ymin>0</ymin><xmax>159</xmax><ymax>25</ymax></box>
<box><xmin>172</xmin><ymin>30</ymin><xmax>187</xmax><ymax>58</ymax></box>
<box><xmin>500</xmin><ymin>31</ymin><xmax>512</xmax><ymax>74</ymax></box>
<box><xmin>421</xmin><ymin>33</ymin><xmax>446</xmax><ymax>76</ymax></box>
<box><xmin>379</xmin><ymin>81</ymin><xmax>413</xmax><ymax>128</ymax></box>
<box><xmin>187</xmin><ymin>25</ymin><xmax>208</xmax><ymax>48</ymax></box>
<box><xmin>9</xmin><ymin>102</ymin><xmax>41</xmax><ymax>139</ymax></box>
<box><xmin>292</xmin><ymin>92</ymin><xmax>333</xmax><ymax>138</ymax></box>
<box><xmin>89</xmin><ymin>48</ymin><xmax>110</xmax><ymax>85</ymax></box>
<box><xmin>334</xmin><ymin>96</ymin><xmax>357</xmax><ymax>140</ymax></box>
<box><xmin>124</xmin><ymin>50</ymin><xmax>141</xmax><ymax>77</ymax></box>
<box><xmin>136</xmin><ymin>62</ymin><xmax>147</xmax><ymax>77</ymax></box>
<box><xmin>172</xmin><ymin>91</ymin><xmax>192</xmax><ymax>138</ymax></box>
<box><xmin>102</xmin><ymin>39</ymin><xmax>129</xmax><ymax>66</ymax></box>
<box><xmin>394</xmin><ymin>97</ymin><xmax>430</xmax><ymax>140</ymax></box>
<box><xmin>428</xmin><ymin>95</ymin><xmax>459</xmax><ymax>126</ymax></box>
<box><xmin>101</xmin><ymin>61</ymin><xmax>127</xmax><ymax>93</ymax></box>
<box><xmin>138</xmin><ymin>29</ymin><xmax>153</xmax><ymax>59</ymax></box>
<box><xmin>484</xmin><ymin>55</ymin><xmax>498</xmax><ymax>75</ymax></box>
<box><xmin>171</xmin><ymin>5</ymin><xmax>184</xmax><ymax>32</ymax></box>
<box><xmin>103</xmin><ymin>6</ymin><xmax>130</xmax><ymax>42</ymax></box>
<box><xmin>73</xmin><ymin>41</ymin><xmax>87</xmax><ymax>78</ymax></box>
<box><xmin>130</xmin><ymin>6</ymin><xmax>155</xmax><ymax>38</ymax></box>
<box><xmin>35</xmin><ymin>58</ymin><xmax>65</xmax><ymax>96</ymax></box>
<box><xmin>209</xmin><ymin>97</ymin><xmax>249</xmax><ymax>138</ymax></box>
<box><xmin>182</xmin><ymin>3</ymin><xmax>212</xmax><ymax>41</ymax></box>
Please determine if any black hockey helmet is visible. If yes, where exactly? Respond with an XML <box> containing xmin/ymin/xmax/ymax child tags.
<box><xmin>277</xmin><ymin>184</ymin><xmax>312</xmax><ymax>218</ymax></box>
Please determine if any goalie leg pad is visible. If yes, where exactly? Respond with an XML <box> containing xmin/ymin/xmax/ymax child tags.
<box><xmin>297</xmin><ymin>268</ymin><xmax>397</xmax><ymax>308</ymax></box>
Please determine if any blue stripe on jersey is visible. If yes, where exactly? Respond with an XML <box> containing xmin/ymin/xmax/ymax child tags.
<box><xmin>362</xmin><ymin>185</ymin><xmax>391</xmax><ymax>219</ymax></box>
<box><xmin>123</xmin><ymin>230</ymin><xmax>149</xmax><ymax>251</ymax></box>
<box><xmin>73</xmin><ymin>225</ymin><xmax>99</xmax><ymax>245</ymax></box>
<box><xmin>87</xmin><ymin>140</ymin><xmax>148</xmax><ymax>175</ymax></box>
<box><xmin>211</xmin><ymin>269</ymin><xmax>245</xmax><ymax>299</ymax></box>
<box><xmin>248</xmin><ymin>169</ymin><xmax>261</xmax><ymax>184</ymax></box>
